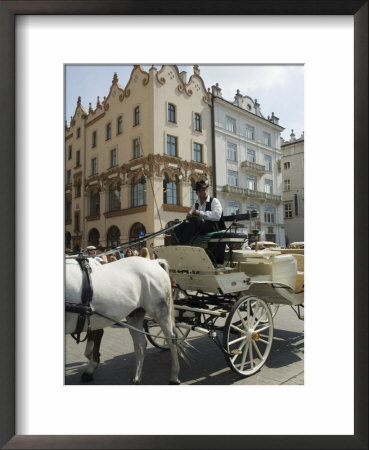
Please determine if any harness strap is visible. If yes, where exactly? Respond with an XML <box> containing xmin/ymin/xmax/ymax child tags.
<box><xmin>69</xmin><ymin>254</ymin><xmax>95</xmax><ymax>344</ymax></box>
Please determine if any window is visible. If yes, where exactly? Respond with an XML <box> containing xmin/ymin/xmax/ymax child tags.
<box><xmin>117</xmin><ymin>116</ymin><xmax>123</xmax><ymax>134</ymax></box>
<box><xmin>110</xmin><ymin>149</ymin><xmax>117</xmax><ymax>167</ymax></box>
<box><xmin>134</xmin><ymin>106</ymin><xmax>140</xmax><ymax>126</ymax></box>
<box><xmin>193</xmin><ymin>142</ymin><xmax>202</xmax><ymax>162</ymax></box>
<box><xmin>168</xmin><ymin>103</ymin><xmax>176</xmax><ymax>123</ymax></box>
<box><xmin>264</xmin><ymin>154</ymin><xmax>272</xmax><ymax>171</ymax></box>
<box><xmin>247</xmin><ymin>149</ymin><xmax>255</xmax><ymax>163</ymax></box>
<box><xmin>163</xmin><ymin>174</ymin><xmax>179</xmax><ymax>205</ymax></box>
<box><xmin>88</xmin><ymin>228</ymin><xmax>100</xmax><ymax>247</ymax></box>
<box><xmin>246</xmin><ymin>125</ymin><xmax>254</xmax><ymax>140</ymax></box>
<box><xmin>227</xmin><ymin>201</ymin><xmax>240</xmax><ymax>216</ymax></box>
<box><xmin>131</xmin><ymin>175</ymin><xmax>146</xmax><ymax>207</ymax></box>
<box><xmin>92</xmin><ymin>130</ymin><xmax>97</xmax><ymax>147</ymax></box>
<box><xmin>166</xmin><ymin>135</ymin><xmax>177</xmax><ymax>157</ymax></box>
<box><xmin>284</xmin><ymin>179</ymin><xmax>291</xmax><ymax>191</ymax></box>
<box><xmin>89</xmin><ymin>190</ymin><xmax>100</xmax><ymax>216</ymax></box>
<box><xmin>108</xmin><ymin>183</ymin><xmax>121</xmax><ymax>211</ymax></box>
<box><xmin>74</xmin><ymin>182</ymin><xmax>81</xmax><ymax>198</ymax></box>
<box><xmin>265</xmin><ymin>179</ymin><xmax>273</xmax><ymax>194</ymax></box>
<box><xmin>106</xmin><ymin>123</ymin><xmax>111</xmax><ymax>140</ymax></box>
<box><xmin>66</xmin><ymin>170</ymin><xmax>71</xmax><ymax>185</ymax></box>
<box><xmin>129</xmin><ymin>223</ymin><xmax>146</xmax><ymax>248</ymax></box>
<box><xmin>76</xmin><ymin>150</ymin><xmax>80</xmax><ymax>166</ymax></box>
<box><xmin>263</xmin><ymin>132</ymin><xmax>271</xmax><ymax>146</ymax></box>
<box><xmin>68</xmin><ymin>145</ymin><xmax>72</xmax><ymax>160</ymax></box>
<box><xmin>107</xmin><ymin>225</ymin><xmax>121</xmax><ymax>247</ymax></box>
<box><xmin>284</xmin><ymin>202</ymin><xmax>293</xmax><ymax>218</ymax></box>
<box><xmin>284</xmin><ymin>161</ymin><xmax>291</xmax><ymax>170</ymax></box>
<box><xmin>227</xmin><ymin>170</ymin><xmax>238</xmax><ymax>187</ymax></box>
<box><xmin>66</xmin><ymin>201</ymin><xmax>71</xmax><ymax>221</ymax></box>
<box><xmin>194</xmin><ymin>113</ymin><xmax>201</xmax><ymax>131</ymax></box>
<box><xmin>247</xmin><ymin>175</ymin><xmax>257</xmax><ymax>190</ymax></box>
<box><xmin>226</xmin><ymin>116</ymin><xmax>236</xmax><ymax>133</ymax></box>
<box><xmin>91</xmin><ymin>157</ymin><xmax>97</xmax><ymax>175</ymax></box>
<box><xmin>77</xmin><ymin>127</ymin><xmax>81</xmax><ymax>138</ymax></box>
<box><xmin>133</xmin><ymin>138</ymin><xmax>141</xmax><ymax>158</ymax></box>
<box><xmin>264</xmin><ymin>205</ymin><xmax>275</xmax><ymax>223</ymax></box>
<box><xmin>227</xmin><ymin>142</ymin><xmax>237</xmax><ymax>161</ymax></box>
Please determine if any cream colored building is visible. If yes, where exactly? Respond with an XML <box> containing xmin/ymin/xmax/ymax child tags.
<box><xmin>281</xmin><ymin>131</ymin><xmax>304</xmax><ymax>244</ymax></box>
<box><xmin>211</xmin><ymin>85</ymin><xmax>286</xmax><ymax>246</ymax></box>
<box><xmin>65</xmin><ymin>65</ymin><xmax>212</xmax><ymax>251</ymax></box>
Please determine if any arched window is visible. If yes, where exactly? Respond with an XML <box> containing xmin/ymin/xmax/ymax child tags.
<box><xmin>190</xmin><ymin>178</ymin><xmax>197</xmax><ymax>205</ymax></box>
<box><xmin>168</xmin><ymin>103</ymin><xmax>176</xmax><ymax>123</ymax></box>
<box><xmin>89</xmin><ymin>189</ymin><xmax>100</xmax><ymax>216</ymax></box>
<box><xmin>108</xmin><ymin>182</ymin><xmax>121</xmax><ymax>212</ymax></box>
<box><xmin>131</xmin><ymin>175</ymin><xmax>146</xmax><ymax>207</ymax></box>
<box><xmin>107</xmin><ymin>226</ymin><xmax>120</xmax><ymax>247</ymax></box>
<box><xmin>129</xmin><ymin>222</ymin><xmax>146</xmax><ymax>249</ymax></box>
<box><xmin>88</xmin><ymin>228</ymin><xmax>100</xmax><ymax>247</ymax></box>
<box><xmin>117</xmin><ymin>115</ymin><xmax>123</xmax><ymax>134</ymax></box>
<box><xmin>65</xmin><ymin>232</ymin><xmax>71</xmax><ymax>250</ymax></box>
<box><xmin>163</xmin><ymin>173</ymin><xmax>179</xmax><ymax>205</ymax></box>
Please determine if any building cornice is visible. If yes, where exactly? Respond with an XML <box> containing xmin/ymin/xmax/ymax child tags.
<box><xmin>213</xmin><ymin>96</ymin><xmax>285</xmax><ymax>131</ymax></box>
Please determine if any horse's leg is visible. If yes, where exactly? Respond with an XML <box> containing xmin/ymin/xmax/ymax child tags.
<box><xmin>81</xmin><ymin>329</ymin><xmax>104</xmax><ymax>382</ymax></box>
<box><xmin>126</xmin><ymin>308</ymin><xmax>147</xmax><ymax>384</ymax></box>
<box><xmin>154</xmin><ymin>311</ymin><xmax>180</xmax><ymax>385</ymax></box>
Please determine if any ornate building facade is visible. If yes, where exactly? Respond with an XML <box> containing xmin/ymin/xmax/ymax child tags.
<box><xmin>65</xmin><ymin>65</ymin><xmax>212</xmax><ymax>251</ymax></box>
<box><xmin>211</xmin><ymin>84</ymin><xmax>286</xmax><ymax>246</ymax></box>
<box><xmin>281</xmin><ymin>131</ymin><xmax>304</xmax><ymax>244</ymax></box>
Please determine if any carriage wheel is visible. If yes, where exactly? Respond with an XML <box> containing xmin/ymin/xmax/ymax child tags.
<box><xmin>223</xmin><ymin>295</ymin><xmax>273</xmax><ymax>377</ymax></box>
<box><xmin>143</xmin><ymin>318</ymin><xmax>190</xmax><ymax>350</ymax></box>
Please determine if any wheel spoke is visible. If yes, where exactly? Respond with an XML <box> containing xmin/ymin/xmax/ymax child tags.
<box><xmin>231</xmin><ymin>338</ymin><xmax>248</xmax><ymax>363</ymax></box>
<box><xmin>252</xmin><ymin>339</ymin><xmax>264</xmax><ymax>360</ymax></box>
<box><xmin>255</xmin><ymin>324</ymin><xmax>271</xmax><ymax>334</ymax></box>
<box><xmin>249</xmin><ymin>339</ymin><xmax>254</xmax><ymax>369</ymax></box>
<box><xmin>230</xmin><ymin>323</ymin><xmax>247</xmax><ymax>335</ymax></box>
<box><xmin>257</xmin><ymin>338</ymin><xmax>270</xmax><ymax>345</ymax></box>
<box><xmin>229</xmin><ymin>334</ymin><xmax>248</xmax><ymax>346</ymax></box>
<box><xmin>236</xmin><ymin>309</ymin><xmax>248</xmax><ymax>330</ymax></box>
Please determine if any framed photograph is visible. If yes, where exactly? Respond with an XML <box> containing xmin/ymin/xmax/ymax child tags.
<box><xmin>1</xmin><ymin>1</ymin><xmax>367</xmax><ymax>449</ymax></box>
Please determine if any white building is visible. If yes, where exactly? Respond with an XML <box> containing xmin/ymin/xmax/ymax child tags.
<box><xmin>211</xmin><ymin>84</ymin><xmax>286</xmax><ymax>246</ymax></box>
<box><xmin>281</xmin><ymin>131</ymin><xmax>304</xmax><ymax>244</ymax></box>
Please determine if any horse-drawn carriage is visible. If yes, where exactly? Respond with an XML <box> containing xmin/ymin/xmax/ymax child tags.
<box><xmin>65</xmin><ymin>213</ymin><xmax>304</xmax><ymax>383</ymax></box>
<box><xmin>145</xmin><ymin>215</ymin><xmax>304</xmax><ymax>377</ymax></box>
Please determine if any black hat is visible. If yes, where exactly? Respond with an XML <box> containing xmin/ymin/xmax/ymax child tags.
<box><xmin>194</xmin><ymin>180</ymin><xmax>209</xmax><ymax>191</ymax></box>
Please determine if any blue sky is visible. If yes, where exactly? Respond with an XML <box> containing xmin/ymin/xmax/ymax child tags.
<box><xmin>65</xmin><ymin>64</ymin><xmax>304</xmax><ymax>141</ymax></box>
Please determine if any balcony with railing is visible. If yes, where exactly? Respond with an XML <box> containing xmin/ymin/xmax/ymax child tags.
<box><xmin>241</xmin><ymin>160</ymin><xmax>265</xmax><ymax>173</ymax></box>
<box><xmin>222</xmin><ymin>184</ymin><xmax>281</xmax><ymax>203</ymax></box>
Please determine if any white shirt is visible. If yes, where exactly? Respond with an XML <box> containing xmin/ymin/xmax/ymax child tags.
<box><xmin>189</xmin><ymin>195</ymin><xmax>222</xmax><ymax>222</ymax></box>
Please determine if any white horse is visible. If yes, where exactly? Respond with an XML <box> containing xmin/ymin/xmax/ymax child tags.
<box><xmin>65</xmin><ymin>256</ymin><xmax>180</xmax><ymax>384</ymax></box>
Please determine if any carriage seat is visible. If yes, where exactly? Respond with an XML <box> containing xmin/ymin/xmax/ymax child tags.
<box><xmin>191</xmin><ymin>231</ymin><xmax>248</xmax><ymax>265</ymax></box>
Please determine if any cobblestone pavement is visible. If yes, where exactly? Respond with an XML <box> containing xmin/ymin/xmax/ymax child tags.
<box><xmin>65</xmin><ymin>304</ymin><xmax>304</xmax><ymax>385</ymax></box>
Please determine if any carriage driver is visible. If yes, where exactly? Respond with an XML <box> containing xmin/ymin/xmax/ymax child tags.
<box><xmin>172</xmin><ymin>180</ymin><xmax>225</xmax><ymax>245</ymax></box>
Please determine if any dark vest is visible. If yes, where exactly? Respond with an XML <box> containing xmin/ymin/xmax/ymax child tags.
<box><xmin>195</xmin><ymin>197</ymin><xmax>226</xmax><ymax>230</ymax></box>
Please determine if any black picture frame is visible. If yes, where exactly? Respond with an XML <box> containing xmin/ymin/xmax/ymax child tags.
<box><xmin>0</xmin><ymin>1</ymin><xmax>367</xmax><ymax>449</ymax></box>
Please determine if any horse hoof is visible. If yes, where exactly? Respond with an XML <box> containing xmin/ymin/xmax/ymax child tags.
<box><xmin>169</xmin><ymin>380</ymin><xmax>181</xmax><ymax>385</ymax></box>
<box><xmin>81</xmin><ymin>372</ymin><xmax>94</xmax><ymax>382</ymax></box>
<box><xmin>131</xmin><ymin>379</ymin><xmax>141</xmax><ymax>385</ymax></box>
